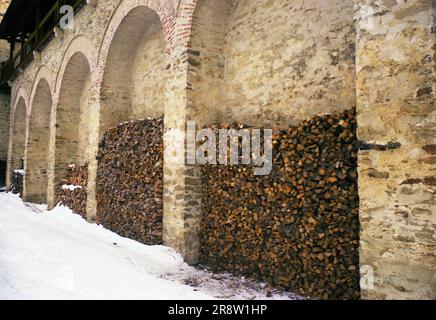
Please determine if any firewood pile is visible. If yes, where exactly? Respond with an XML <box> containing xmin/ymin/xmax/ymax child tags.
<box><xmin>55</xmin><ymin>164</ymin><xmax>88</xmax><ymax>219</ymax></box>
<box><xmin>200</xmin><ymin>108</ymin><xmax>360</xmax><ymax>300</ymax></box>
<box><xmin>96</xmin><ymin>118</ymin><xmax>164</xmax><ymax>245</ymax></box>
<box><xmin>11</xmin><ymin>170</ymin><xmax>24</xmax><ymax>195</ymax></box>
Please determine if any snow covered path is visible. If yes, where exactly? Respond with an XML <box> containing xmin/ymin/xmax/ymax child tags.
<box><xmin>0</xmin><ymin>193</ymin><xmax>300</xmax><ymax>300</ymax></box>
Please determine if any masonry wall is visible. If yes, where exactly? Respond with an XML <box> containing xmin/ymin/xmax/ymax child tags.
<box><xmin>356</xmin><ymin>0</ymin><xmax>435</xmax><ymax>299</ymax></box>
<box><xmin>0</xmin><ymin>0</ymin><xmax>11</xmax><ymax>63</ymax></box>
<box><xmin>0</xmin><ymin>93</ymin><xmax>9</xmax><ymax>161</ymax></box>
<box><xmin>130</xmin><ymin>20</ymin><xmax>167</xmax><ymax>121</ymax></box>
<box><xmin>9</xmin><ymin>98</ymin><xmax>26</xmax><ymax>181</ymax></box>
<box><xmin>188</xmin><ymin>0</ymin><xmax>356</xmax><ymax>127</ymax></box>
<box><xmin>4</xmin><ymin>0</ymin><xmax>435</xmax><ymax>299</ymax></box>
<box><xmin>55</xmin><ymin>52</ymin><xmax>91</xmax><ymax>186</ymax></box>
<box><xmin>24</xmin><ymin>79</ymin><xmax>52</xmax><ymax>203</ymax></box>
<box><xmin>100</xmin><ymin>6</ymin><xmax>167</xmax><ymax>138</ymax></box>
<box><xmin>0</xmin><ymin>0</ymin><xmax>11</xmax><ymax>186</ymax></box>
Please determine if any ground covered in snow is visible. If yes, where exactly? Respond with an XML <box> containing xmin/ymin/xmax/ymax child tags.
<box><xmin>0</xmin><ymin>193</ymin><xmax>302</xmax><ymax>300</ymax></box>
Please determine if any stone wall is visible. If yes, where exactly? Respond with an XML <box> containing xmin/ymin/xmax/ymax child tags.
<box><xmin>3</xmin><ymin>0</ymin><xmax>435</xmax><ymax>299</ymax></box>
<box><xmin>9</xmin><ymin>97</ymin><xmax>26</xmax><ymax>182</ymax></box>
<box><xmin>356</xmin><ymin>0</ymin><xmax>435</xmax><ymax>300</ymax></box>
<box><xmin>130</xmin><ymin>19</ymin><xmax>167</xmax><ymax>121</ymax></box>
<box><xmin>0</xmin><ymin>0</ymin><xmax>10</xmax><ymax>63</ymax></box>
<box><xmin>100</xmin><ymin>7</ymin><xmax>166</xmax><ymax>136</ymax></box>
<box><xmin>188</xmin><ymin>0</ymin><xmax>356</xmax><ymax>127</ymax></box>
<box><xmin>55</xmin><ymin>52</ymin><xmax>91</xmax><ymax>188</ymax></box>
<box><xmin>0</xmin><ymin>92</ymin><xmax>9</xmax><ymax>160</ymax></box>
<box><xmin>0</xmin><ymin>0</ymin><xmax>11</xmax><ymax>174</ymax></box>
<box><xmin>24</xmin><ymin>78</ymin><xmax>52</xmax><ymax>203</ymax></box>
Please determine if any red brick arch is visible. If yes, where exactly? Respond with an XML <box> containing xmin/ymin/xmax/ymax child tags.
<box><xmin>55</xmin><ymin>35</ymin><xmax>97</xmax><ymax>99</ymax></box>
<box><xmin>97</xmin><ymin>0</ymin><xmax>177</xmax><ymax>72</ymax></box>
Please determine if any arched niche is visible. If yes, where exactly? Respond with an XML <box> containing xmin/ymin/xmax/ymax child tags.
<box><xmin>55</xmin><ymin>52</ymin><xmax>92</xmax><ymax>185</ymax></box>
<box><xmin>10</xmin><ymin>97</ymin><xmax>27</xmax><ymax>175</ymax></box>
<box><xmin>99</xmin><ymin>6</ymin><xmax>167</xmax><ymax>138</ymax></box>
<box><xmin>25</xmin><ymin>78</ymin><xmax>52</xmax><ymax>203</ymax></box>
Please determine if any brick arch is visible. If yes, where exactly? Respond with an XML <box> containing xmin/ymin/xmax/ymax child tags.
<box><xmin>24</xmin><ymin>68</ymin><xmax>54</xmax><ymax>204</ymax></box>
<box><xmin>6</xmin><ymin>92</ymin><xmax>28</xmax><ymax>189</ymax></box>
<box><xmin>54</xmin><ymin>51</ymin><xmax>92</xmax><ymax>187</ymax></box>
<box><xmin>185</xmin><ymin>0</ymin><xmax>237</xmax><ymax>125</ymax></box>
<box><xmin>28</xmin><ymin>65</ymin><xmax>54</xmax><ymax>117</ymax></box>
<box><xmin>52</xmin><ymin>35</ymin><xmax>96</xmax><ymax>192</ymax></box>
<box><xmin>55</xmin><ymin>35</ymin><xmax>97</xmax><ymax>98</ymax></box>
<box><xmin>176</xmin><ymin>0</ymin><xmax>238</xmax><ymax>49</ymax></box>
<box><xmin>97</xmin><ymin>0</ymin><xmax>176</xmax><ymax>67</ymax></box>
<box><xmin>97</xmin><ymin>1</ymin><xmax>173</xmax><ymax>138</ymax></box>
<box><xmin>10</xmin><ymin>86</ymin><xmax>29</xmax><ymax>123</ymax></box>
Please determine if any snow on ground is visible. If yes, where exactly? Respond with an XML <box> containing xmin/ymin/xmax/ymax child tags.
<box><xmin>0</xmin><ymin>193</ymin><xmax>301</xmax><ymax>300</ymax></box>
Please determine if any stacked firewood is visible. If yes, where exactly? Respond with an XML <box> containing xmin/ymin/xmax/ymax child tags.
<box><xmin>11</xmin><ymin>169</ymin><xmax>24</xmax><ymax>195</ymax></box>
<box><xmin>96</xmin><ymin>118</ymin><xmax>164</xmax><ymax>245</ymax></box>
<box><xmin>55</xmin><ymin>164</ymin><xmax>88</xmax><ymax>219</ymax></box>
<box><xmin>200</xmin><ymin>108</ymin><xmax>360</xmax><ymax>300</ymax></box>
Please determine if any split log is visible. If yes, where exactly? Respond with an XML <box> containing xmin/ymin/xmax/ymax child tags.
<box><xmin>55</xmin><ymin>164</ymin><xmax>88</xmax><ymax>219</ymax></box>
<box><xmin>96</xmin><ymin>118</ymin><xmax>164</xmax><ymax>245</ymax></box>
<box><xmin>200</xmin><ymin>108</ymin><xmax>360</xmax><ymax>300</ymax></box>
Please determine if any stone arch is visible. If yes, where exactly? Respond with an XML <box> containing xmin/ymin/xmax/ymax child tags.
<box><xmin>186</xmin><ymin>0</ymin><xmax>235</xmax><ymax>126</ymax></box>
<box><xmin>10</xmin><ymin>86</ymin><xmax>29</xmax><ymax>121</ymax></box>
<box><xmin>54</xmin><ymin>51</ymin><xmax>92</xmax><ymax>187</ymax></box>
<box><xmin>98</xmin><ymin>0</ymin><xmax>175</xmax><ymax>64</ymax></box>
<box><xmin>24</xmin><ymin>68</ymin><xmax>53</xmax><ymax>203</ymax></box>
<box><xmin>187</xmin><ymin>0</ymin><xmax>359</xmax><ymax>296</ymax></box>
<box><xmin>188</xmin><ymin>0</ymin><xmax>356</xmax><ymax>127</ymax></box>
<box><xmin>6</xmin><ymin>86</ymin><xmax>28</xmax><ymax>188</ymax></box>
<box><xmin>8</xmin><ymin>96</ymin><xmax>27</xmax><ymax>188</ymax></box>
<box><xmin>97</xmin><ymin>3</ymin><xmax>170</xmax><ymax>138</ymax></box>
<box><xmin>55</xmin><ymin>35</ymin><xmax>97</xmax><ymax>95</ymax></box>
<box><xmin>93</xmin><ymin>1</ymin><xmax>173</xmax><ymax>244</ymax></box>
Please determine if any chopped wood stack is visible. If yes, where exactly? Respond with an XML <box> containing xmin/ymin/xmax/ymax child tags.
<box><xmin>200</xmin><ymin>108</ymin><xmax>360</xmax><ymax>300</ymax></box>
<box><xmin>11</xmin><ymin>170</ymin><xmax>24</xmax><ymax>195</ymax></box>
<box><xmin>96</xmin><ymin>118</ymin><xmax>164</xmax><ymax>245</ymax></box>
<box><xmin>55</xmin><ymin>164</ymin><xmax>88</xmax><ymax>219</ymax></box>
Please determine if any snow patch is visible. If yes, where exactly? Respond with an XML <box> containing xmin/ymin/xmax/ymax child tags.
<box><xmin>0</xmin><ymin>193</ymin><xmax>300</xmax><ymax>300</ymax></box>
<box><xmin>61</xmin><ymin>185</ymin><xmax>82</xmax><ymax>191</ymax></box>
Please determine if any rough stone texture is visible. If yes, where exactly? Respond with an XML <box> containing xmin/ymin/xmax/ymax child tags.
<box><xmin>188</xmin><ymin>0</ymin><xmax>356</xmax><ymax>127</ymax></box>
<box><xmin>356</xmin><ymin>0</ymin><xmax>435</xmax><ymax>300</ymax></box>
<box><xmin>54</xmin><ymin>52</ymin><xmax>91</xmax><ymax>192</ymax></box>
<box><xmin>100</xmin><ymin>7</ymin><xmax>167</xmax><ymax>136</ymax></box>
<box><xmin>23</xmin><ymin>77</ymin><xmax>52</xmax><ymax>203</ymax></box>
<box><xmin>0</xmin><ymin>92</ymin><xmax>9</xmax><ymax>161</ymax></box>
<box><xmin>2</xmin><ymin>0</ymin><xmax>434</xmax><ymax>299</ymax></box>
<box><xmin>0</xmin><ymin>0</ymin><xmax>11</xmax><ymax>172</ymax></box>
<box><xmin>7</xmin><ymin>96</ymin><xmax>26</xmax><ymax>188</ymax></box>
<box><xmin>0</xmin><ymin>0</ymin><xmax>11</xmax><ymax>63</ymax></box>
<box><xmin>184</xmin><ymin>0</ymin><xmax>357</xmax><ymax>265</ymax></box>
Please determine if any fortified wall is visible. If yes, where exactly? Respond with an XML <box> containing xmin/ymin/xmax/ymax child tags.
<box><xmin>3</xmin><ymin>0</ymin><xmax>435</xmax><ymax>299</ymax></box>
<box><xmin>0</xmin><ymin>0</ymin><xmax>11</xmax><ymax>186</ymax></box>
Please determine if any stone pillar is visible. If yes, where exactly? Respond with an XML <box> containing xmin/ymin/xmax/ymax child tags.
<box><xmin>162</xmin><ymin>44</ymin><xmax>203</xmax><ymax>265</ymax></box>
<box><xmin>0</xmin><ymin>92</ymin><xmax>10</xmax><ymax>186</ymax></box>
<box><xmin>85</xmin><ymin>74</ymin><xmax>101</xmax><ymax>222</ymax></box>
<box><xmin>46</xmin><ymin>94</ymin><xmax>58</xmax><ymax>209</ymax></box>
<box><xmin>356</xmin><ymin>0</ymin><xmax>435</xmax><ymax>299</ymax></box>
